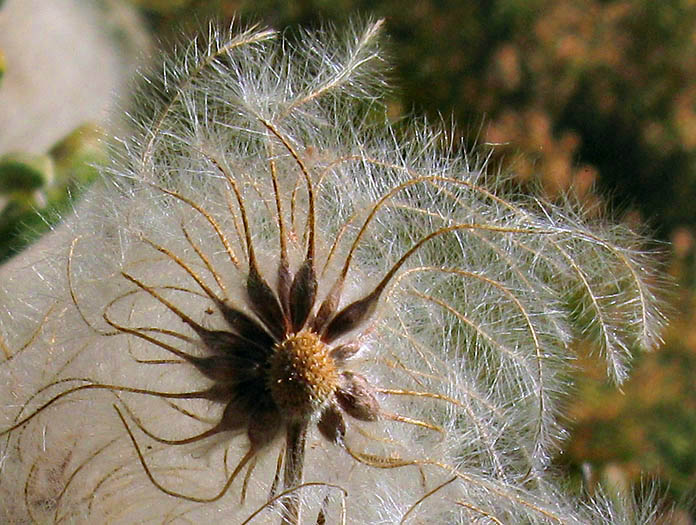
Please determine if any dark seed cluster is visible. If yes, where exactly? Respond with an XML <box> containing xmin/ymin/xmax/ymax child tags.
<box><xmin>192</xmin><ymin>247</ymin><xmax>383</xmax><ymax>455</ymax></box>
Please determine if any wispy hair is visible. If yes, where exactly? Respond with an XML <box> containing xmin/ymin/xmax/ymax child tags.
<box><xmin>0</xmin><ymin>19</ymin><xmax>669</xmax><ymax>524</ymax></box>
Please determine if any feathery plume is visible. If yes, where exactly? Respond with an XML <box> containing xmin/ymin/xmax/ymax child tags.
<box><xmin>0</xmin><ymin>20</ymin><xmax>669</xmax><ymax>523</ymax></box>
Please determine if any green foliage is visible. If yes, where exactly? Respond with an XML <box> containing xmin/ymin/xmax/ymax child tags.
<box><xmin>0</xmin><ymin>125</ymin><xmax>105</xmax><ymax>262</ymax></box>
<box><xmin>0</xmin><ymin>153</ymin><xmax>54</xmax><ymax>193</ymax></box>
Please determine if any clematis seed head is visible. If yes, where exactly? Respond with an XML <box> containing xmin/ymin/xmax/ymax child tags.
<box><xmin>0</xmin><ymin>18</ymin><xmax>671</xmax><ymax>525</ymax></box>
<box><xmin>268</xmin><ymin>331</ymin><xmax>339</xmax><ymax>420</ymax></box>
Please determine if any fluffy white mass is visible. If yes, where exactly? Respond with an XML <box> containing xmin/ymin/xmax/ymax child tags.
<box><xmin>0</xmin><ymin>20</ymin><xmax>669</xmax><ymax>524</ymax></box>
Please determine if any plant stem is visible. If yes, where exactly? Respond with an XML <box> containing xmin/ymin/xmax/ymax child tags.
<box><xmin>281</xmin><ymin>421</ymin><xmax>308</xmax><ymax>524</ymax></box>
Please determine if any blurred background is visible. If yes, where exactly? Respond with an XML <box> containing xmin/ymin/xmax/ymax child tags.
<box><xmin>1</xmin><ymin>0</ymin><xmax>694</xmax><ymax>520</ymax></box>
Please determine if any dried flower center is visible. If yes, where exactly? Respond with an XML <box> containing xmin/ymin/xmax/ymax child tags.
<box><xmin>269</xmin><ymin>331</ymin><xmax>338</xmax><ymax>420</ymax></box>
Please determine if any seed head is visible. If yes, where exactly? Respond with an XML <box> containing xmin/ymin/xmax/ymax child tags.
<box><xmin>0</xmin><ymin>18</ymin><xmax>670</xmax><ymax>525</ymax></box>
<box><xmin>269</xmin><ymin>331</ymin><xmax>338</xmax><ymax>420</ymax></box>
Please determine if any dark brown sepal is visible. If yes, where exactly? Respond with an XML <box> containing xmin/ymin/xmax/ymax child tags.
<box><xmin>323</xmin><ymin>291</ymin><xmax>379</xmax><ymax>344</ymax></box>
<box><xmin>216</xmin><ymin>299</ymin><xmax>274</xmax><ymax>346</ymax></box>
<box><xmin>200</xmin><ymin>383</ymin><xmax>236</xmax><ymax>402</ymax></box>
<box><xmin>189</xmin><ymin>354</ymin><xmax>236</xmax><ymax>381</ymax></box>
<box><xmin>289</xmin><ymin>259</ymin><xmax>317</xmax><ymax>333</ymax></box>
<box><xmin>277</xmin><ymin>258</ymin><xmax>293</xmax><ymax>317</ymax></box>
<box><xmin>246</xmin><ymin>268</ymin><xmax>286</xmax><ymax>340</ymax></box>
<box><xmin>196</xmin><ymin>327</ymin><xmax>269</xmax><ymax>357</ymax></box>
<box><xmin>329</xmin><ymin>342</ymin><xmax>362</xmax><ymax>364</ymax></box>
<box><xmin>190</xmin><ymin>351</ymin><xmax>265</xmax><ymax>382</ymax></box>
<box><xmin>311</xmin><ymin>279</ymin><xmax>343</xmax><ymax>333</ymax></box>
<box><xmin>335</xmin><ymin>371</ymin><xmax>380</xmax><ymax>421</ymax></box>
<box><xmin>318</xmin><ymin>403</ymin><xmax>346</xmax><ymax>445</ymax></box>
<box><xmin>218</xmin><ymin>400</ymin><xmax>251</xmax><ymax>433</ymax></box>
<box><xmin>247</xmin><ymin>407</ymin><xmax>281</xmax><ymax>449</ymax></box>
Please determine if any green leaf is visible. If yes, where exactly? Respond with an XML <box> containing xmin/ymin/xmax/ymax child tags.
<box><xmin>0</xmin><ymin>152</ymin><xmax>54</xmax><ymax>193</ymax></box>
<box><xmin>49</xmin><ymin>124</ymin><xmax>106</xmax><ymax>186</ymax></box>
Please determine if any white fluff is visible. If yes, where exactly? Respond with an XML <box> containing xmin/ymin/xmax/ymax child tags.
<box><xmin>0</xmin><ymin>20</ymin><xmax>670</xmax><ymax>524</ymax></box>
